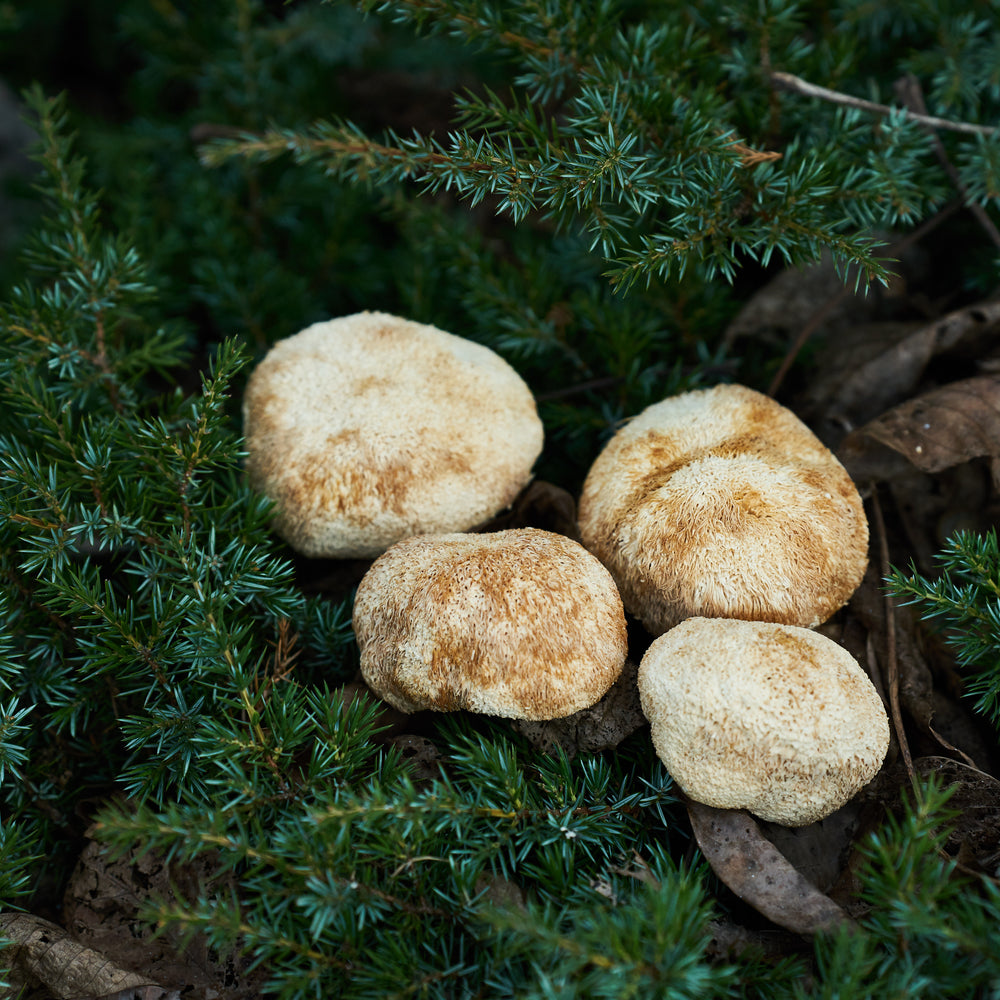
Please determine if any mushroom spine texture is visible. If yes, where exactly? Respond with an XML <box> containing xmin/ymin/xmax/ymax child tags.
<box><xmin>242</xmin><ymin>311</ymin><xmax>544</xmax><ymax>558</ymax></box>
<box><xmin>577</xmin><ymin>384</ymin><xmax>869</xmax><ymax>635</ymax></box>
<box><xmin>353</xmin><ymin>528</ymin><xmax>628</xmax><ymax>720</ymax></box>
<box><xmin>638</xmin><ymin>617</ymin><xmax>890</xmax><ymax>827</ymax></box>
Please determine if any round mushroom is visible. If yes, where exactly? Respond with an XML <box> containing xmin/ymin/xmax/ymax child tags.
<box><xmin>577</xmin><ymin>384</ymin><xmax>868</xmax><ymax>634</ymax></box>
<box><xmin>353</xmin><ymin>528</ymin><xmax>628</xmax><ymax>720</ymax></box>
<box><xmin>243</xmin><ymin>311</ymin><xmax>544</xmax><ymax>558</ymax></box>
<box><xmin>638</xmin><ymin>617</ymin><xmax>890</xmax><ymax>826</ymax></box>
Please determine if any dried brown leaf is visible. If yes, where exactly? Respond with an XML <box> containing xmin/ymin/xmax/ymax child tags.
<box><xmin>796</xmin><ymin>303</ymin><xmax>1000</xmax><ymax>440</ymax></box>
<box><xmin>722</xmin><ymin>251</ymin><xmax>862</xmax><ymax>351</ymax></box>
<box><xmin>841</xmin><ymin>375</ymin><xmax>1000</xmax><ymax>478</ymax></box>
<box><xmin>759</xmin><ymin>804</ymin><xmax>864</xmax><ymax>894</ymax></box>
<box><xmin>0</xmin><ymin>913</ymin><xmax>175</xmax><ymax>1000</ymax></box>
<box><xmin>62</xmin><ymin>829</ymin><xmax>264</xmax><ymax>1000</ymax></box>
<box><xmin>817</xmin><ymin>303</ymin><xmax>1000</xmax><ymax>426</ymax></box>
<box><xmin>686</xmin><ymin>802</ymin><xmax>851</xmax><ymax>935</ymax></box>
<box><xmin>915</xmin><ymin>757</ymin><xmax>1000</xmax><ymax>872</ymax></box>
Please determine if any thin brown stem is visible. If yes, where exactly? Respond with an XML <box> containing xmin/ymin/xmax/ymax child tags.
<box><xmin>766</xmin><ymin>198</ymin><xmax>965</xmax><ymax>397</ymax></box>
<box><xmin>771</xmin><ymin>71</ymin><xmax>996</xmax><ymax>137</ymax></box>
<box><xmin>870</xmin><ymin>488</ymin><xmax>916</xmax><ymax>788</ymax></box>
<box><xmin>895</xmin><ymin>72</ymin><xmax>1000</xmax><ymax>251</ymax></box>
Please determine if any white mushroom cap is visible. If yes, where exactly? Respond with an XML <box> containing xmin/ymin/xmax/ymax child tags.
<box><xmin>638</xmin><ymin>617</ymin><xmax>890</xmax><ymax>826</ymax></box>
<box><xmin>578</xmin><ymin>384</ymin><xmax>868</xmax><ymax>634</ymax></box>
<box><xmin>353</xmin><ymin>528</ymin><xmax>627</xmax><ymax>720</ymax></box>
<box><xmin>243</xmin><ymin>311</ymin><xmax>544</xmax><ymax>557</ymax></box>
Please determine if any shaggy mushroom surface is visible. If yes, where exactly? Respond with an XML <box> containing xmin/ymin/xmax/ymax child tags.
<box><xmin>578</xmin><ymin>384</ymin><xmax>868</xmax><ymax>634</ymax></box>
<box><xmin>638</xmin><ymin>617</ymin><xmax>890</xmax><ymax>826</ymax></box>
<box><xmin>354</xmin><ymin>528</ymin><xmax>628</xmax><ymax>720</ymax></box>
<box><xmin>244</xmin><ymin>311</ymin><xmax>544</xmax><ymax>557</ymax></box>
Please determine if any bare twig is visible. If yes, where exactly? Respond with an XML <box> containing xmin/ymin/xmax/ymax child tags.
<box><xmin>771</xmin><ymin>71</ymin><xmax>996</xmax><ymax>136</ymax></box>
<box><xmin>766</xmin><ymin>289</ymin><xmax>849</xmax><ymax>398</ymax></box>
<box><xmin>870</xmin><ymin>488</ymin><xmax>916</xmax><ymax>788</ymax></box>
<box><xmin>895</xmin><ymin>72</ymin><xmax>1000</xmax><ymax>250</ymax></box>
<box><xmin>766</xmin><ymin>199</ymin><xmax>964</xmax><ymax>397</ymax></box>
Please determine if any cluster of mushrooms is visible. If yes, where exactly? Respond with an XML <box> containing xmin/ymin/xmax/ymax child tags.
<box><xmin>244</xmin><ymin>311</ymin><xmax>890</xmax><ymax>828</ymax></box>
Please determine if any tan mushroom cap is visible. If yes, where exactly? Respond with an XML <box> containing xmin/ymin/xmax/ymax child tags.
<box><xmin>578</xmin><ymin>384</ymin><xmax>868</xmax><ymax>634</ymax></box>
<box><xmin>638</xmin><ymin>617</ymin><xmax>890</xmax><ymax>826</ymax></box>
<box><xmin>353</xmin><ymin>528</ymin><xmax>628</xmax><ymax>720</ymax></box>
<box><xmin>243</xmin><ymin>311</ymin><xmax>544</xmax><ymax>558</ymax></box>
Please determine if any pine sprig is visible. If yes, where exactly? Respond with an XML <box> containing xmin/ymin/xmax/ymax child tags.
<box><xmin>200</xmin><ymin>1</ymin><xmax>947</xmax><ymax>289</ymax></box>
<box><xmin>92</xmin><ymin>723</ymin><xmax>684</xmax><ymax>998</ymax></box>
<box><xmin>888</xmin><ymin>529</ymin><xmax>1000</xmax><ymax>726</ymax></box>
<box><xmin>1</xmin><ymin>93</ymin><xmax>355</xmax><ymax>839</ymax></box>
<box><xmin>811</xmin><ymin>777</ymin><xmax>1000</xmax><ymax>997</ymax></box>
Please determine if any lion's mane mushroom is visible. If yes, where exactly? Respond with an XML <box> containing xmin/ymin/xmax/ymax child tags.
<box><xmin>353</xmin><ymin>528</ymin><xmax>628</xmax><ymax>720</ymax></box>
<box><xmin>638</xmin><ymin>617</ymin><xmax>890</xmax><ymax>826</ymax></box>
<box><xmin>243</xmin><ymin>311</ymin><xmax>544</xmax><ymax>558</ymax></box>
<box><xmin>578</xmin><ymin>384</ymin><xmax>868</xmax><ymax>634</ymax></box>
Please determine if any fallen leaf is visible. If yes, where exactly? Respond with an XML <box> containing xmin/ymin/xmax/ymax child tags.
<box><xmin>62</xmin><ymin>827</ymin><xmax>265</xmax><ymax>1000</ymax></box>
<box><xmin>840</xmin><ymin>375</ymin><xmax>1000</xmax><ymax>477</ymax></box>
<box><xmin>685</xmin><ymin>801</ymin><xmax>851</xmax><ymax>935</ymax></box>
<box><xmin>915</xmin><ymin>756</ymin><xmax>1000</xmax><ymax>872</ymax></box>
<box><xmin>0</xmin><ymin>912</ymin><xmax>176</xmax><ymax>1000</ymax></box>
<box><xmin>810</xmin><ymin>303</ymin><xmax>1000</xmax><ymax>431</ymax></box>
<box><xmin>722</xmin><ymin>251</ymin><xmax>864</xmax><ymax>351</ymax></box>
<box><xmin>758</xmin><ymin>803</ymin><xmax>864</xmax><ymax>894</ymax></box>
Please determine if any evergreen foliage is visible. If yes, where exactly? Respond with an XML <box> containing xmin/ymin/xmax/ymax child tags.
<box><xmin>888</xmin><ymin>529</ymin><xmax>1000</xmax><ymax>728</ymax></box>
<box><xmin>3</xmin><ymin>1</ymin><xmax>1000</xmax><ymax>997</ymax></box>
<box><xmin>0</xmin><ymin>88</ymin><xmax>355</xmax><ymax>853</ymax></box>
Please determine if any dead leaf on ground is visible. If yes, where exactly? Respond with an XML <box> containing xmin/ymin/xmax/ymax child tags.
<box><xmin>722</xmin><ymin>251</ymin><xmax>870</xmax><ymax>352</ymax></box>
<box><xmin>841</xmin><ymin>374</ymin><xmax>1000</xmax><ymax>478</ymax></box>
<box><xmin>915</xmin><ymin>757</ymin><xmax>1000</xmax><ymax>872</ymax></box>
<box><xmin>805</xmin><ymin>303</ymin><xmax>1000</xmax><ymax>435</ymax></box>
<box><xmin>511</xmin><ymin>659</ymin><xmax>646</xmax><ymax>756</ymax></box>
<box><xmin>757</xmin><ymin>803</ymin><xmax>864</xmax><ymax>894</ymax></box>
<box><xmin>62</xmin><ymin>828</ymin><xmax>265</xmax><ymax>1000</ymax></box>
<box><xmin>685</xmin><ymin>801</ymin><xmax>851</xmax><ymax>936</ymax></box>
<box><xmin>0</xmin><ymin>912</ymin><xmax>177</xmax><ymax>1000</ymax></box>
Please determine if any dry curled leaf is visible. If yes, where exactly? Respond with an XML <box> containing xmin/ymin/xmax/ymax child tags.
<box><xmin>811</xmin><ymin>303</ymin><xmax>1000</xmax><ymax>431</ymax></box>
<box><xmin>0</xmin><ymin>913</ymin><xmax>176</xmax><ymax>1000</ymax></box>
<box><xmin>685</xmin><ymin>801</ymin><xmax>850</xmax><ymax>935</ymax></box>
<box><xmin>840</xmin><ymin>375</ymin><xmax>1000</xmax><ymax>481</ymax></box>
<box><xmin>62</xmin><ymin>827</ymin><xmax>264</xmax><ymax>1000</ymax></box>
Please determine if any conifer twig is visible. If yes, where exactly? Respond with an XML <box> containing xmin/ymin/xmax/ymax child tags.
<box><xmin>771</xmin><ymin>71</ymin><xmax>997</xmax><ymax>137</ymax></box>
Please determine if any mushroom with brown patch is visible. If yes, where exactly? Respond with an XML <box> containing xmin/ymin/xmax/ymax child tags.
<box><xmin>243</xmin><ymin>311</ymin><xmax>544</xmax><ymax>558</ymax></box>
<box><xmin>577</xmin><ymin>384</ymin><xmax>868</xmax><ymax>635</ymax></box>
<box><xmin>637</xmin><ymin>617</ymin><xmax>890</xmax><ymax>827</ymax></box>
<box><xmin>353</xmin><ymin>528</ymin><xmax>628</xmax><ymax>720</ymax></box>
